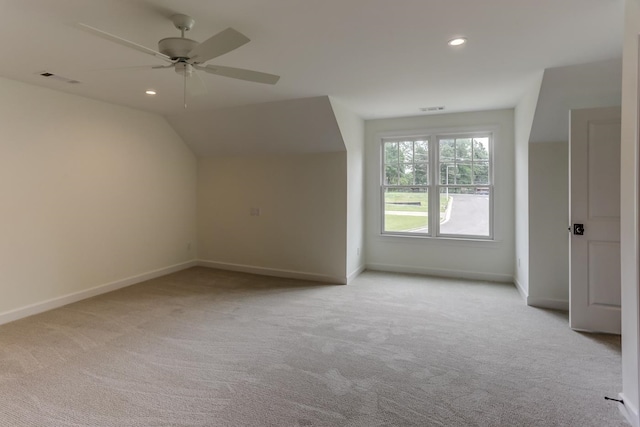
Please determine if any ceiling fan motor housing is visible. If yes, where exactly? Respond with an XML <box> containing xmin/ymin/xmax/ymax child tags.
<box><xmin>158</xmin><ymin>37</ymin><xmax>198</xmax><ymax>60</ymax></box>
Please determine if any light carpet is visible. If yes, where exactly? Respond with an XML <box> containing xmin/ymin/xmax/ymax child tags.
<box><xmin>0</xmin><ymin>267</ymin><xmax>626</xmax><ymax>426</ymax></box>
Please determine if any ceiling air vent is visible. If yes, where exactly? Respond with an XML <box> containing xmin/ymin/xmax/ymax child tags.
<box><xmin>37</xmin><ymin>71</ymin><xmax>81</xmax><ymax>84</ymax></box>
<box><xmin>420</xmin><ymin>106</ymin><xmax>445</xmax><ymax>112</ymax></box>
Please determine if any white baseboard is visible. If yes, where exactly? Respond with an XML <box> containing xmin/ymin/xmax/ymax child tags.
<box><xmin>197</xmin><ymin>260</ymin><xmax>346</xmax><ymax>284</ymax></box>
<box><xmin>619</xmin><ymin>393</ymin><xmax>639</xmax><ymax>427</ymax></box>
<box><xmin>513</xmin><ymin>276</ymin><xmax>528</xmax><ymax>301</ymax></box>
<box><xmin>512</xmin><ymin>277</ymin><xmax>568</xmax><ymax>311</ymax></box>
<box><xmin>346</xmin><ymin>265</ymin><xmax>366</xmax><ymax>284</ymax></box>
<box><xmin>0</xmin><ymin>260</ymin><xmax>198</xmax><ymax>327</ymax></box>
<box><xmin>526</xmin><ymin>296</ymin><xmax>569</xmax><ymax>311</ymax></box>
<box><xmin>365</xmin><ymin>262</ymin><xmax>513</xmax><ymax>283</ymax></box>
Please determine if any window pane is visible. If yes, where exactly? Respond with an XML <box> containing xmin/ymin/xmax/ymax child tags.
<box><xmin>384</xmin><ymin>142</ymin><xmax>398</xmax><ymax>164</ymax></box>
<box><xmin>439</xmin><ymin>139</ymin><xmax>455</xmax><ymax>162</ymax></box>
<box><xmin>400</xmin><ymin>141</ymin><xmax>413</xmax><ymax>163</ymax></box>
<box><xmin>440</xmin><ymin>163</ymin><xmax>456</xmax><ymax>185</ymax></box>
<box><xmin>473</xmin><ymin>138</ymin><xmax>490</xmax><ymax>160</ymax></box>
<box><xmin>454</xmin><ymin>163</ymin><xmax>473</xmax><ymax>185</ymax></box>
<box><xmin>415</xmin><ymin>163</ymin><xmax>428</xmax><ymax>185</ymax></box>
<box><xmin>473</xmin><ymin>162</ymin><xmax>489</xmax><ymax>184</ymax></box>
<box><xmin>400</xmin><ymin>164</ymin><xmax>414</xmax><ymax>185</ymax></box>
<box><xmin>439</xmin><ymin>187</ymin><xmax>490</xmax><ymax>237</ymax></box>
<box><xmin>385</xmin><ymin>164</ymin><xmax>400</xmax><ymax>185</ymax></box>
<box><xmin>456</xmin><ymin>138</ymin><xmax>472</xmax><ymax>161</ymax></box>
<box><xmin>415</xmin><ymin>140</ymin><xmax>428</xmax><ymax>162</ymax></box>
<box><xmin>384</xmin><ymin>188</ymin><xmax>428</xmax><ymax>233</ymax></box>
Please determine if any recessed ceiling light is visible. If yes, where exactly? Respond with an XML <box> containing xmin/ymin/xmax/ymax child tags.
<box><xmin>145</xmin><ymin>90</ymin><xmax>157</xmax><ymax>95</ymax></box>
<box><xmin>448</xmin><ymin>37</ymin><xmax>467</xmax><ymax>47</ymax></box>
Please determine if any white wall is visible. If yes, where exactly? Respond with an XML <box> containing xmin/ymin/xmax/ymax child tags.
<box><xmin>364</xmin><ymin>109</ymin><xmax>515</xmax><ymax>282</ymax></box>
<box><xmin>524</xmin><ymin>61</ymin><xmax>622</xmax><ymax>311</ymax></box>
<box><xmin>620</xmin><ymin>0</ymin><xmax>640</xmax><ymax>424</ymax></box>
<box><xmin>514</xmin><ymin>75</ymin><xmax>544</xmax><ymax>297</ymax></box>
<box><xmin>329</xmin><ymin>98</ymin><xmax>365</xmax><ymax>281</ymax></box>
<box><xmin>197</xmin><ymin>153</ymin><xmax>348</xmax><ymax>283</ymax></box>
<box><xmin>528</xmin><ymin>142</ymin><xmax>569</xmax><ymax>309</ymax></box>
<box><xmin>0</xmin><ymin>77</ymin><xmax>197</xmax><ymax>319</ymax></box>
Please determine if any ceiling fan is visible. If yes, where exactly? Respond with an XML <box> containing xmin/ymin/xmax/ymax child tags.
<box><xmin>77</xmin><ymin>14</ymin><xmax>280</xmax><ymax>107</ymax></box>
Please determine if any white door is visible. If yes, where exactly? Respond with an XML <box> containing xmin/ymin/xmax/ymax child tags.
<box><xmin>569</xmin><ymin>106</ymin><xmax>621</xmax><ymax>334</ymax></box>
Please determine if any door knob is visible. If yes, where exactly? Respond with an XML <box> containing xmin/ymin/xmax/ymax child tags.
<box><xmin>573</xmin><ymin>224</ymin><xmax>585</xmax><ymax>235</ymax></box>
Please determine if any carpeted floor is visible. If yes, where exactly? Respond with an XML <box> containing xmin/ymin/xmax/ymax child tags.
<box><xmin>0</xmin><ymin>267</ymin><xmax>626</xmax><ymax>426</ymax></box>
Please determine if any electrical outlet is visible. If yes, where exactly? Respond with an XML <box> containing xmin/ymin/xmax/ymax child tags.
<box><xmin>357</xmin><ymin>247</ymin><xmax>361</xmax><ymax>256</ymax></box>
<box><xmin>250</xmin><ymin>208</ymin><xmax>261</xmax><ymax>216</ymax></box>
<box><xmin>187</xmin><ymin>242</ymin><xmax>192</xmax><ymax>251</ymax></box>
<box><xmin>518</xmin><ymin>258</ymin><xmax>521</xmax><ymax>267</ymax></box>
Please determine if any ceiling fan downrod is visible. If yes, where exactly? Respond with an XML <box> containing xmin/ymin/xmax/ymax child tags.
<box><xmin>158</xmin><ymin>15</ymin><xmax>198</xmax><ymax>59</ymax></box>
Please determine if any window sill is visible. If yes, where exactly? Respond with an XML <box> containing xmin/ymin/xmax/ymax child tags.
<box><xmin>377</xmin><ymin>233</ymin><xmax>502</xmax><ymax>248</ymax></box>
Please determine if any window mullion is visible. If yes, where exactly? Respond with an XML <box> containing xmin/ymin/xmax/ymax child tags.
<box><xmin>430</xmin><ymin>136</ymin><xmax>438</xmax><ymax>237</ymax></box>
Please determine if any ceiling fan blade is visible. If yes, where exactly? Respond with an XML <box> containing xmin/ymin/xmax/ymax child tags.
<box><xmin>92</xmin><ymin>64</ymin><xmax>174</xmax><ymax>71</ymax></box>
<box><xmin>194</xmin><ymin>64</ymin><xmax>280</xmax><ymax>85</ymax></box>
<box><xmin>188</xmin><ymin>28</ymin><xmax>250</xmax><ymax>64</ymax></box>
<box><xmin>76</xmin><ymin>23</ymin><xmax>172</xmax><ymax>63</ymax></box>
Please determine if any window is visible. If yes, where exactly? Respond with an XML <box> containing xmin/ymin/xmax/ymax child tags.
<box><xmin>381</xmin><ymin>132</ymin><xmax>493</xmax><ymax>239</ymax></box>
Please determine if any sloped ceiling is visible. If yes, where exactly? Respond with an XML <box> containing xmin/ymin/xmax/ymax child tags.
<box><xmin>530</xmin><ymin>58</ymin><xmax>622</xmax><ymax>143</ymax></box>
<box><xmin>167</xmin><ymin>96</ymin><xmax>344</xmax><ymax>155</ymax></box>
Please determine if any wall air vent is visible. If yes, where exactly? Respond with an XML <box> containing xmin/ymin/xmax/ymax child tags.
<box><xmin>37</xmin><ymin>71</ymin><xmax>81</xmax><ymax>84</ymax></box>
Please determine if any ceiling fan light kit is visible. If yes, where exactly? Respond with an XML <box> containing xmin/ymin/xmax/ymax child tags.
<box><xmin>77</xmin><ymin>13</ymin><xmax>280</xmax><ymax>107</ymax></box>
<box><xmin>175</xmin><ymin>62</ymin><xmax>194</xmax><ymax>77</ymax></box>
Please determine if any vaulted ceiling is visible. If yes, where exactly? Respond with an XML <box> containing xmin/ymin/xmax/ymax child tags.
<box><xmin>0</xmin><ymin>0</ymin><xmax>624</xmax><ymax>120</ymax></box>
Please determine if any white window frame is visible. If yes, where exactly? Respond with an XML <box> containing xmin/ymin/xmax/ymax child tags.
<box><xmin>380</xmin><ymin>129</ymin><xmax>495</xmax><ymax>241</ymax></box>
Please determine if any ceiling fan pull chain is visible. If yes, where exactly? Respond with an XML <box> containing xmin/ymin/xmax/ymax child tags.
<box><xmin>184</xmin><ymin>73</ymin><xmax>188</xmax><ymax>109</ymax></box>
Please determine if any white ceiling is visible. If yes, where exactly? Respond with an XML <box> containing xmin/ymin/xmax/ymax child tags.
<box><xmin>166</xmin><ymin>97</ymin><xmax>345</xmax><ymax>156</ymax></box>
<box><xmin>0</xmin><ymin>0</ymin><xmax>624</xmax><ymax>119</ymax></box>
